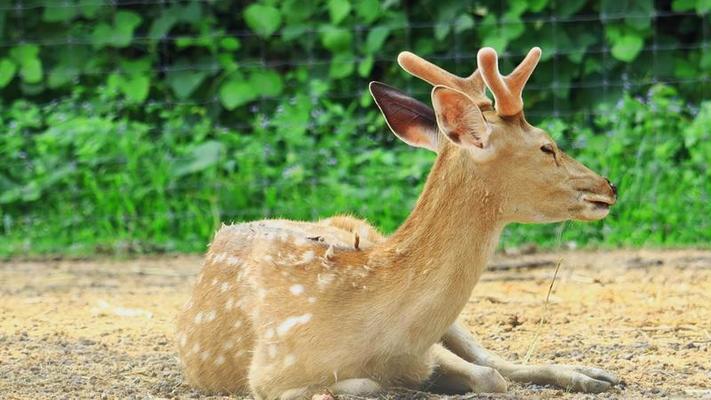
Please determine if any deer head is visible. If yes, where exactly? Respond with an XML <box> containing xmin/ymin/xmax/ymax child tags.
<box><xmin>371</xmin><ymin>47</ymin><xmax>617</xmax><ymax>223</ymax></box>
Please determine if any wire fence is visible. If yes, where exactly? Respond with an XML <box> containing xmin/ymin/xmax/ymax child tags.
<box><xmin>1</xmin><ymin>1</ymin><xmax>709</xmax><ymax>254</ymax></box>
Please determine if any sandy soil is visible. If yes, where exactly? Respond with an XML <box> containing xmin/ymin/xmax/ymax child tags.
<box><xmin>0</xmin><ymin>249</ymin><xmax>709</xmax><ymax>400</ymax></box>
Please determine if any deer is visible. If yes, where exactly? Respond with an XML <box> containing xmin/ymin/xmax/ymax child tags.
<box><xmin>175</xmin><ymin>47</ymin><xmax>620</xmax><ymax>399</ymax></box>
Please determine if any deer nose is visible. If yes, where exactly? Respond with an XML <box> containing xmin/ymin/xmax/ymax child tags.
<box><xmin>604</xmin><ymin>177</ymin><xmax>617</xmax><ymax>197</ymax></box>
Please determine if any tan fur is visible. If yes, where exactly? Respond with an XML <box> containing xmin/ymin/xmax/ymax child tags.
<box><xmin>176</xmin><ymin>48</ymin><xmax>619</xmax><ymax>399</ymax></box>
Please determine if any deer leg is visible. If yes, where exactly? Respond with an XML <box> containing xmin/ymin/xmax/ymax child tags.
<box><xmin>442</xmin><ymin>321</ymin><xmax>619</xmax><ymax>393</ymax></box>
<box><xmin>279</xmin><ymin>379</ymin><xmax>381</xmax><ymax>400</ymax></box>
<box><xmin>330</xmin><ymin>378</ymin><xmax>382</xmax><ymax>396</ymax></box>
<box><xmin>427</xmin><ymin>343</ymin><xmax>507</xmax><ymax>394</ymax></box>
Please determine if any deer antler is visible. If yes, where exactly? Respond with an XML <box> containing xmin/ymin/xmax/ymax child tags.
<box><xmin>397</xmin><ymin>51</ymin><xmax>492</xmax><ymax>108</ymax></box>
<box><xmin>476</xmin><ymin>47</ymin><xmax>542</xmax><ymax>117</ymax></box>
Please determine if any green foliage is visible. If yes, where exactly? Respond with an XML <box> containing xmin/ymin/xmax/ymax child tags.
<box><xmin>0</xmin><ymin>1</ymin><xmax>708</xmax><ymax>114</ymax></box>
<box><xmin>0</xmin><ymin>85</ymin><xmax>709</xmax><ymax>256</ymax></box>
<box><xmin>0</xmin><ymin>2</ymin><xmax>709</xmax><ymax>256</ymax></box>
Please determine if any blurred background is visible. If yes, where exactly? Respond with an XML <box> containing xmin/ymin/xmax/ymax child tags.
<box><xmin>0</xmin><ymin>0</ymin><xmax>708</xmax><ymax>257</ymax></box>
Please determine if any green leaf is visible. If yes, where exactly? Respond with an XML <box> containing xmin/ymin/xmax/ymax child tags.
<box><xmin>244</xmin><ymin>4</ymin><xmax>282</xmax><ymax>38</ymax></box>
<box><xmin>701</xmin><ymin>49</ymin><xmax>711</xmax><ymax>70</ymax></box>
<box><xmin>220</xmin><ymin>37</ymin><xmax>241</xmax><ymax>51</ymax></box>
<box><xmin>166</xmin><ymin>70</ymin><xmax>208</xmax><ymax>99</ymax></box>
<box><xmin>500</xmin><ymin>13</ymin><xmax>524</xmax><ymax>40</ymax></box>
<box><xmin>78</xmin><ymin>0</ymin><xmax>101</xmax><ymax>18</ymax></box>
<box><xmin>321</xmin><ymin>26</ymin><xmax>352</xmax><ymax>52</ymax></box>
<box><xmin>328</xmin><ymin>0</ymin><xmax>351</xmax><ymax>24</ymax></box>
<box><xmin>249</xmin><ymin>70</ymin><xmax>283</xmax><ymax>97</ymax></box>
<box><xmin>172</xmin><ymin>141</ymin><xmax>224</xmax><ymax>178</ymax></box>
<box><xmin>91</xmin><ymin>12</ymin><xmax>142</xmax><ymax>48</ymax></box>
<box><xmin>697</xmin><ymin>0</ymin><xmax>711</xmax><ymax>13</ymax></box>
<box><xmin>625</xmin><ymin>0</ymin><xmax>653</xmax><ymax>30</ymax></box>
<box><xmin>672</xmin><ymin>0</ymin><xmax>695</xmax><ymax>11</ymax></box>
<box><xmin>42</xmin><ymin>2</ymin><xmax>78</xmax><ymax>22</ymax></box>
<box><xmin>434</xmin><ymin>21</ymin><xmax>450</xmax><ymax>41</ymax></box>
<box><xmin>364</xmin><ymin>26</ymin><xmax>389</xmax><ymax>53</ymax></box>
<box><xmin>0</xmin><ymin>58</ymin><xmax>16</xmax><ymax>88</ymax></box>
<box><xmin>112</xmin><ymin>11</ymin><xmax>142</xmax><ymax>47</ymax></box>
<box><xmin>119</xmin><ymin>75</ymin><xmax>150</xmax><ymax>103</ymax></box>
<box><xmin>358</xmin><ymin>55</ymin><xmax>374</xmax><ymax>77</ymax></box>
<box><xmin>454</xmin><ymin>15</ymin><xmax>474</xmax><ymax>33</ymax></box>
<box><xmin>48</xmin><ymin>65</ymin><xmax>79</xmax><ymax>88</ymax></box>
<box><xmin>148</xmin><ymin>14</ymin><xmax>178</xmax><ymax>40</ymax></box>
<box><xmin>528</xmin><ymin>0</ymin><xmax>549</xmax><ymax>12</ymax></box>
<box><xmin>219</xmin><ymin>79</ymin><xmax>257</xmax><ymax>110</ymax></box>
<box><xmin>355</xmin><ymin>0</ymin><xmax>380</xmax><ymax>23</ymax></box>
<box><xmin>282</xmin><ymin>24</ymin><xmax>309</xmax><ymax>41</ymax></box>
<box><xmin>329</xmin><ymin>52</ymin><xmax>355</xmax><ymax>78</ymax></box>
<box><xmin>9</xmin><ymin>44</ymin><xmax>39</xmax><ymax>62</ymax></box>
<box><xmin>10</xmin><ymin>45</ymin><xmax>43</xmax><ymax>83</ymax></box>
<box><xmin>558</xmin><ymin>0</ymin><xmax>587</xmax><ymax>16</ymax></box>
<box><xmin>611</xmin><ymin>34</ymin><xmax>644</xmax><ymax>62</ymax></box>
<box><xmin>600</xmin><ymin>0</ymin><xmax>628</xmax><ymax>16</ymax></box>
<box><xmin>120</xmin><ymin>57</ymin><xmax>151</xmax><ymax>75</ymax></box>
<box><xmin>90</xmin><ymin>23</ymin><xmax>114</xmax><ymax>49</ymax></box>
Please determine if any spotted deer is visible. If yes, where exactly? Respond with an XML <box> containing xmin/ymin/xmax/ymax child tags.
<box><xmin>176</xmin><ymin>47</ymin><xmax>620</xmax><ymax>399</ymax></box>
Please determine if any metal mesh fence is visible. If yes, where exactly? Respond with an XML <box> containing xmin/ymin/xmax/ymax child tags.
<box><xmin>0</xmin><ymin>1</ymin><xmax>709</xmax><ymax>254</ymax></box>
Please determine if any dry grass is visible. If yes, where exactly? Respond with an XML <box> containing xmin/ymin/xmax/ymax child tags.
<box><xmin>0</xmin><ymin>249</ymin><xmax>710</xmax><ymax>399</ymax></box>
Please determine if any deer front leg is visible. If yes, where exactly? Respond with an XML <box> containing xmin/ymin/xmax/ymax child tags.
<box><xmin>442</xmin><ymin>321</ymin><xmax>619</xmax><ymax>393</ymax></box>
<box><xmin>427</xmin><ymin>344</ymin><xmax>507</xmax><ymax>394</ymax></box>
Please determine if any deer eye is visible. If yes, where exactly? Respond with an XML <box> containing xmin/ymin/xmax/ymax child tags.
<box><xmin>540</xmin><ymin>143</ymin><xmax>555</xmax><ymax>155</ymax></box>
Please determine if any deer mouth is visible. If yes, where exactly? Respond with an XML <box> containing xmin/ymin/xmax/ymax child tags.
<box><xmin>583</xmin><ymin>194</ymin><xmax>615</xmax><ymax>209</ymax></box>
<box><xmin>581</xmin><ymin>194</ymin><xmax>616</xmax><ymax>217</ymax></box>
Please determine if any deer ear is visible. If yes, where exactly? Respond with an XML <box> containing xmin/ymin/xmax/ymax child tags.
<box><xmin>431</xmin><ymin>86</ymin><xmax>491</xmax><ymax>149</ymax></box>
<box><xmin>369</xmin><ymin>81</ymin><xmax>439</xmax><ymax>152</ymax></box>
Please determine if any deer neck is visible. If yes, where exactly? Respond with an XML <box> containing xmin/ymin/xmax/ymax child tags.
<box><xmin>374</xmin><ymin>144</ymin><xmax>505</xmax><ymax>346</ymax></box>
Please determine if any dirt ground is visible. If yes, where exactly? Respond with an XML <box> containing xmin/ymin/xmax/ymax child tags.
<box><xmin>0</xmin><ymin>249</ymin><xmax>709</xmax><ymax>400</ymax></box>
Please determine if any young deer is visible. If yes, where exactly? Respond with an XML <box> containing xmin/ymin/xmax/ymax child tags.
<box><xmin>176</xmin><ymin>47</ymin><xmax>620</xmax><ymax>399</ymax></box>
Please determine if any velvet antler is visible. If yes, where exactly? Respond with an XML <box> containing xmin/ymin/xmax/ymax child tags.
<box><xmin>397</xmin><ymin>51</ymin><xmax>492</xmax><ymax>108</ymax></box>
<box><xmin>476</xmin><ymin>47</ymin><xmax>542</xmax><ymax>117</ymax></box>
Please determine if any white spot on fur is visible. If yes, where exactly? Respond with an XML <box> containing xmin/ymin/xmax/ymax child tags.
<box><xmin>268</xmin><ymin>344</ymin><xmax>278</xmax><ymax>359</ymax></box>
<box><xmin>206</xmin><ymin>310</ymin><xmax>217</xmax><ymax>322</ymax></box>
<box><xmin>211</xmin><ymin>278</ymin><xmax>219</xmax><ymax>286</ymax></box>
<box><xmin>234</xmin><ymin>320</ymin><xmax>243</xmax><ymax>329</ymax></box>
<box><xmin>223</xmin><ymin>340</ymin><xmax>235</xmax><ymax>350</ymax></box>
<box><xmin>308</xmin><ymin>297</ymin><xmax>316</xmax><ymax>304</ymax></box>
<box><xmin>263</xmin><ymin>255</ymin><xmax>273</xmax><ymax>262</ymax></box>
<box><xmin>182</xmin><ymin>300</ymin><xmax>193</xmax><ymax>310</ymax></box>
<box><xmin>191</xmin><ymin>343</ymin><xmax>200</xmax><ymax>354</ymax></box>
<box><xmin>226</xmin><ymin>256</ymin><xmax>241</xmax><ymax>266</ymax></box>
<box><xmin>220</xmin><ymin>282</ymin><xmax>231</xmax><ymax>293</ymax></box>
<box><xmin>284</xmin><ymin>354</ymin><xmax>296</xmax><ymax>367</ymax></box>
<box><xmin>213</xmin><ymin>253</ymin><xmax>228</xmax><ymax>264</ymax></box>
<box><xmin>200</xmin><ymin>350</ymin><xmax>210</xmax><ymax>361</ymax></box>
<box><xmin>289</xmin><ymin>284</ymin><xmax>304</xmax><ymax>295</ymax></box>
<box><xmin>178</xmin><ymin>333</ymin><xmax>187</xmax><ymax>347</ymax></box>
<box><xmin>277</xmin><ymin>313</ymin><xmax>312</xmax><ymax>336</ymax></box>
<box><xmin>214</xmin><ymin>354</ymin><xmax>225</xmax><ymax>365</ymax></box>
<box><xmin>317</xmin><ymin>273</ymin><xmax>335</xmax><ymax>288</ymax></box>
<box><xmin>299</xmin><ymin>250</ymin><xmax>315</xmax><ymax>264</ymax></box>
<box><xmin>225</xmin><ymin>297</ymin><xmax>234</xmax><ymax>310</ymax></box>
<box><xmin>294</xmin><ymin>237</ymin><xmax>307</xmax><ymax>246</ymax></box>
<box><xmin>264</xmin><ymin>328</ymin><xmax>275</xmax><ymax>340</ymax></box>
<box><xmin>194</xmin><ymin>312</ymin><xmax>204</xmax><ymax>324</ymax></box>
<box><xmin>258</xmin><ymin>288</ymin><xmax>267</xmax><ymax>300</ymax></box>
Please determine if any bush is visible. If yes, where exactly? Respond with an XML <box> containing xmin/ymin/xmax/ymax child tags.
<box><xmin>1</xmin><ymin>84</ymin><xmax>708</xmax><ymax>256</ymax></box>
<box><xmin>0</xmin><ymin>1</ymin><xmax>709</xmax><ymax>117</ymax></box>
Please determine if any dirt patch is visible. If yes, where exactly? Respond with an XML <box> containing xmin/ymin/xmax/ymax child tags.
<box><xmin>1</xmin><ymin>250</ymin><xmax>710</xmax><ymax>399</ymax></box>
